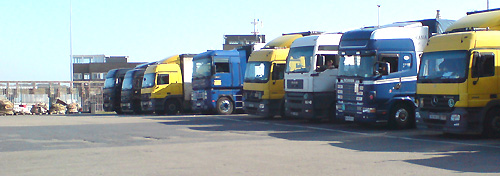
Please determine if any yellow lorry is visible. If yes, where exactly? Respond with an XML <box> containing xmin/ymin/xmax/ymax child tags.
<box><xmin>141</xmin><ymin>54</ymin><xmax>194</xmax><ymax>115</ymax></box>
<box><xmin>243</xmin><ymin>34</ymin><xmax>303</xmax><ymax>118</ymax></box>
<box><xmin>416</xmin><ymin>9</ymin><xmax>500</xmax><ymax>136</ymax></box>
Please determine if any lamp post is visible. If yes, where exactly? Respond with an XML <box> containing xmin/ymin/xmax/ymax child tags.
<box><xmin>377</xmin><ymin>5</ymin><xmax>381</xmax><ymax>27</ymax></box>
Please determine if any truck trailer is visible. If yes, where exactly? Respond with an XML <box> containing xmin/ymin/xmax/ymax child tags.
<box><xmin>141</xmin><ymin>54</ymin><xmax>195</xmax><ymax>115</ymax></box>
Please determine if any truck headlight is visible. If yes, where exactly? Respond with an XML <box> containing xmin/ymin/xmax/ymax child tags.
<box><xmin>448</xmin><ymin>99</ymin><xmax>455</xmax><ymax>107</ymax></box>
<box><xmin>304</xmin><ymin>100</ymin><xmax>313</xmax><ymax>104</ymax></box>
<box><xmin>259</xmin><ymin>104</ymin><xmax>265</xmax><ymax>109</ymax></box>
<box><xmin>451</xmin><ymin>114</ymin><xmax>460</xmax><ymax>121</ymax></box>
<box><xmin>362</xmin><ymin>107</ymin><xmax>376</xmax><ymax>113</ymax></box>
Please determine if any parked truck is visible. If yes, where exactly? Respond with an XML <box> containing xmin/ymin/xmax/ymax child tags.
<box><xmin>243</xmin><ymin>34</ymin><xmax>304</xmax><ymax>118</ymax></box>
<box><xmin>416</xmin><ymin>9</ymin><xmax>500</xmax><ymax>136</ymax></box>
<box><xmin>284</xmin><ymin>32</ymin><xmax>342</xmax><ymax>121</ymax></box>
<box><xmin>192</xmin><ymin>44</ymin><xmax>263</xmax><ymax>115</ymax></box>
<box><xmin>120</xmin><ymin>62</ymin><xmax>155</xmax><ymax>114</ymax></box>
<box><xmin>103</xmin><ymin>68</ymin><xmax>132</xmax><ymax>114</ymax></box>
<box><xmin>335</xmin><ymin>19</ymin><xmax>453</xmax><ymax>129</ymax></box>
<box><xmin>141</xmin><ymin>54</ymin><xmax>195</xmax><ymax>115</ymax></box>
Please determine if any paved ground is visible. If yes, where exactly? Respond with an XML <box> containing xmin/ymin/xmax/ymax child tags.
<box><xmin>0</xmin><ymin>114</ymin><xmax>499</xmax><ymax>175</ymax></box>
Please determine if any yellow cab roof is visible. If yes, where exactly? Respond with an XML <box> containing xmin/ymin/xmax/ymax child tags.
<box><xmin>157</xmin><ymin>55</ymin><xmax>180</xmax><ymax>64</ymax></box>
<box><xmin>263</xmin><ymin>34</ymin><xmax>302</xmax><ymax>49</ymax></box>
<box><xmin>446</xmin><ymin>9</ymin><xmax>500</xmax><ymax>32</ymax></box>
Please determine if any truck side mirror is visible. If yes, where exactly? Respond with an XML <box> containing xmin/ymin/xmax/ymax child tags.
<box><xmin>374</xmin><ymin>62</ymin><xmax>390</xmax><ymax>76</ymax></box>
<box><xmin>472</xmin><ymin>52</ymin><xmax>484</xmax><ymax>78</ymax></box>
<box><xmin>315</xmin><ymin>55</ymin><xmax>326</xmax><ymax>72</ymax></box>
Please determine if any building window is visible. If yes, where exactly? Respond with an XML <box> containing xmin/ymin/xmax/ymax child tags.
<box><xmin>73</xmin><ymin>73</ymin><xmax>83</xmax><ymax>80</ymax></box>
<box><xmin>91</xmin><ymin>72</ymin><xmax>105</xmax><ymax>80</ymax></box>
<box><xmin>83</xmin><ymin>73</ymin><xmax>90</xmax><ymax>80</ymax></box>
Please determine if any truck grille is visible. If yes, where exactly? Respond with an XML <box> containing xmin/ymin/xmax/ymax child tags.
<box><xmin>287</xmin><ymin>79</ymin><xmax>303</xmax><ymax>89</ymax></box>
<box><xmin>418</xmin><ymin>94</ymin><xmax>459</xmax><ymax>112</ymax></box>
<box><xmin>243</xmin><ymin>90</ymin><xmax>263</xmax><ymax>101</ymax></box>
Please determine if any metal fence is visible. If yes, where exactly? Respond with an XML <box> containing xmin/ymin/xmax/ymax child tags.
<box><xmin>0</xmin><ymin>81</ymin><xmax>104</xmax><ymax>113</ymax></box>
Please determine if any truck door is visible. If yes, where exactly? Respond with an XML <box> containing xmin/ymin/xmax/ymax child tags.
<box><xmin>468</xmin><ymin>50</ymin><xmax>498</xmax><ymax>107</ymax></box>
<box><xmin>213</xmin><ymin>57</ymin><xmax>232</xmax><ymax>88</ymax></box>
<box><xmin>378</xmin><ymin>53</ymin><xmax>401</xmax><ymax>101</ymax></box>
<box><xmin>398</xmin><ymin>53</ymin><xmax>416</xmax><ymax>96</ymax></box>
<box><xmin>270</xmin><ymin>63</ymin><xmax>286</xmax><ymax>100</ymax></box>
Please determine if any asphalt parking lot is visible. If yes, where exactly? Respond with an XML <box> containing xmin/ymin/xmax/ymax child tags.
<box><xmin>0</xmin><ymin>114</ymin><xmax>499</xmax><ymax>176</ymax></box>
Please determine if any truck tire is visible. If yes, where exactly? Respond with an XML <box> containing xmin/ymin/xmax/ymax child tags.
<box><xmin>388</xmin><ymin>103</ymin><xmax>414</xmax><ymax>129</ymax></box>
<box><xmin>483</xmin><ymin>108</ymin><xmax>500</xmax><ymax>138</ymax></box>
<box><xmin>216</xmin><ymin>97</ymin><xmax>234</xmax><ymax>115</ymax></box>
<box><xmin>165</xmin><ymin>100</ymin><xmax>180</xmax><ymax>115</ymax></box>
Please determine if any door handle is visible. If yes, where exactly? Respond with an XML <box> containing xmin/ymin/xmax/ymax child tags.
<box><xmin>394</xmin><ymin>83</ymin><xmax>401</xmax><ymax>90</ymax></box>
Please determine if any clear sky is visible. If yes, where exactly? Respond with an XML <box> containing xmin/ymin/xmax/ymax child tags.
<box><xmin>0</xmin><ymin>0</ymin><xmax>497</xmax><ymax>81</ymax></box>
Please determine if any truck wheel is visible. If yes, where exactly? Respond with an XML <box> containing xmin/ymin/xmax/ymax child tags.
<box><xmin>483</xmin><ymin>108</ymin><xmax>500</xmax><ymax>138</ymax></box>
<box><xmin>389</xmin><ymin>104</ymin><xmax>414</xmax><ymax>129</ymax></box>
<box><xmin>216</xmin><ymin>97</ymin><xmax>234</xmax><ymax>115</ymax></box>
<box><xmin>165</xmin><ymin>100</ymin><xmax>180</xmax><ymax>115</ymax></box>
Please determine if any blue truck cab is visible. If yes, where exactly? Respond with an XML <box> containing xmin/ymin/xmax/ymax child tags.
<box><xmin>335</xmin><ymin>21</ymin><xmax>446</xmax><ymax>129</ymax></box>
<box><xmin>191</xmin><ymin>45</ymin><xmax>260</xmax><ymax>115</ymax></box>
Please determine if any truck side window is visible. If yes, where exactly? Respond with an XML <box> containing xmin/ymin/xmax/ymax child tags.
<box><xmin>272</xmin><ymin>64</ymin><xmax>286</xmax><ymax>80</ymax></box>
<box><xmin>134</xmin><ymin>77</ymin><xmax>142</xmax><ymax>88</ymax></box>
<box><xmin>473</xmin><ymin>54</ymin><xmax>495</xmax><ymax>78</ymax></box>
<box><xmin>215</xmin><ymin>63</ymin><xmax>230</xmax><ymax>73</ymax></box>
<box><xmin>316</xmin><ymin>54</ymin><xmax>339</xmax><ymax>72</ymax></box>
<box><xmin>381</xmin><ymin>56</ymin><xmax>399</xmax><ymax>73</ymax></box>
<box><xmin>157</xmin><ymin>74</ymin><xmax>169</xmax><ymax>85</ymax></box>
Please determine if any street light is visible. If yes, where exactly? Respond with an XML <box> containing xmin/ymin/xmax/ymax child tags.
<box><xmin>377</xmin><ymin>5</ymin><xmax>381</xmax><ymax>27</ymax></box>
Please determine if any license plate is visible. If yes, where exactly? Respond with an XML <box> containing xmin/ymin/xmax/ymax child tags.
<box><xmin>248</xmin><ymin>104</ymin><xmax>254</xmax><ymax>107</ymax></box>
<box><xmin>196</xmin><ymin>103</ymin><xmax>201</xmax><ymax>106</ymax></box>
<box><xmin>345</xmin><ymin>116</ymin><xmax>354</xmax><ymax>121</ymax></box>
<box><xmin>291</xmin><ymin>112</ymin><xmax>299</xmax><ymax>116</ymax></box>
<box><xmin>430</xmin><ymin>114</ymin><xmax>446</xmax><ymax>120</ymax></box>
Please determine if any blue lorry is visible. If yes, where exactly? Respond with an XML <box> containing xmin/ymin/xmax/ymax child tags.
<box><xmin>191</xmin><ymin>45</ymin><xmax>263</xmax><ymax>115</ymax></box>
<box><xmin>335</xmin><ymin>19</ymin><xmax>453</xmax><ymax>129</ymax></box>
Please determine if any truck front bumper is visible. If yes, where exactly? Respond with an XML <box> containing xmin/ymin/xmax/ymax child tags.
<box><xmin>243</xmin><ymin>99</ymin><xmax>280</xmax><ymax>117</ymax></box>
<box><xmin>336</xmin><ymin>104</ymin><xmax>388</xmax><ymax>123</ymax></box>
<box><xmin>416</xmin><ymin>107</ymin><xmax>481</xmax><ymax>134</ymax></box>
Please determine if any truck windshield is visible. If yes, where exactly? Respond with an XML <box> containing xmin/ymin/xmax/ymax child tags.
<box><xmin>286</xmin><ymin>46</ymin><xmax>314</xmax><ymax>73</ymax></box>
<box><xmin>104</xmin><ymin>78</ymin><xmax>116</xmax><ymax>89</ymax></box>
<box><xmin>142</xmin><ymin>73</ymin><xmax>156</xmax><ymax>88</ymax></box>
<box><xmin>418</xmin><ymin>51</ymin><xmax>468</xmax><ymax>83</ymax></box>
<box><xmin>338</xmin><ymin>55</ymin><xmax>376</xmax><ymax>77</ymax></box>
<box><xmin>122</xmin><ymin>76</ymin><xmax>133</xmax><ymax>90</ymax></box>
<box><xmin>193</xmin><ymin>58</ymin><xmax>212</xmax><ymax>78</ymax></box>
<box><xmin>244</xmin><ymin>62</ymin><xmax>271</xmax><ymax>83</ymax></box>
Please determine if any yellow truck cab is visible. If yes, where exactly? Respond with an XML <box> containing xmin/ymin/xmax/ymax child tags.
<box><xmin>243</xmin><ymin>34</ymin><xmax>303</xmax><ymax>118</ymax></box>
<box><xmin>141</xmin><ymin>54</ymin><xmax>194</xmax><ymax>115</ymax></box>
<box><xmin>416</xmin><ymin>9</ymin><xmax>500</xmax><ymax>136</ymax></box>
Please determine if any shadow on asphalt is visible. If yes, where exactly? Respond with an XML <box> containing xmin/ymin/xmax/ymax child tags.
<box><xmin>147</xmin><ymin>115</ymin><xmax>500</xmax><ymax>173</ymax></box>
